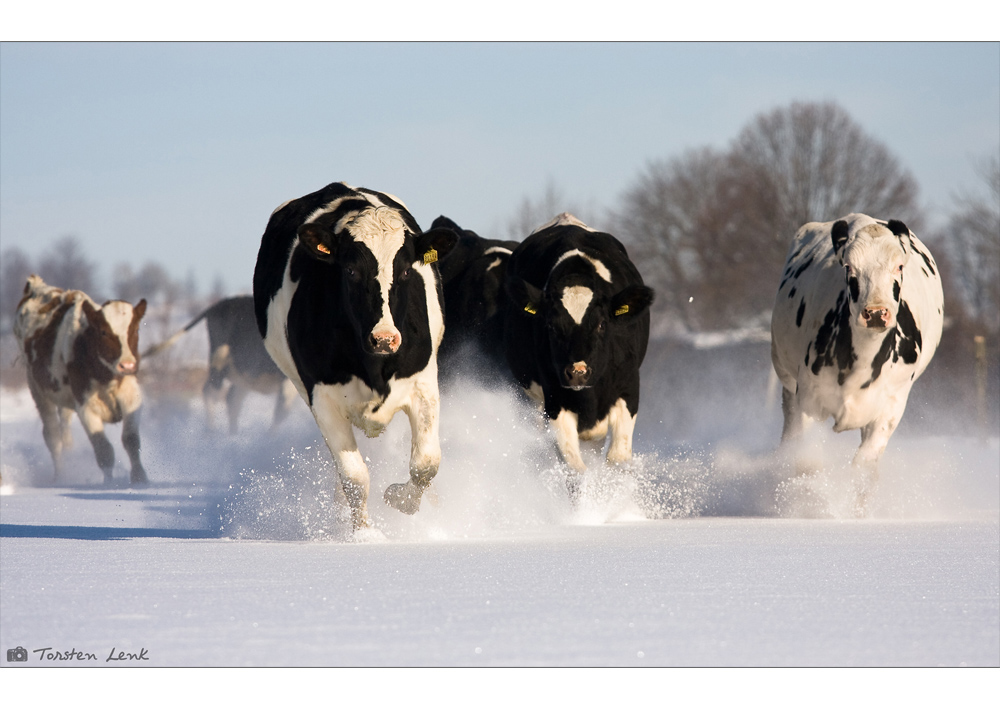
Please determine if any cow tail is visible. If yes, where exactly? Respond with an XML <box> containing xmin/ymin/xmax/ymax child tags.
<box><xmin>140</xmin><ymin>305</ymin><xmax>213</xmax><ymax>358</ymax></box>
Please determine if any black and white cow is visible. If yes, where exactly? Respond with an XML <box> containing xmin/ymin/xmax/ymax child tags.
<box><xmin>143</xmin><ymin>295</ymin><xmax>297</xmax><ymax>434</ymax></box>
<box><xmin>14</xmin><ymin>275</ymin><xmax>148</xmax><ymax>484</ymax></box>
<box><xmin>432</xmin><ymin>215</ymin><xmax>519</xmax><ymax>384</ymax></box>
<box><xmin>504</xmin><ymin>213</ymin><xmax>654</xmax><ymax>498</ymax></box>
<box><xmin>770</xmin><ymin>213</ymin><xmax>944</xmax><ymax>512</ymax></box>
<box><xmin>253</xmin><ymin>182</ymin><xmax>458</xmax><ymax>532</ymax></box>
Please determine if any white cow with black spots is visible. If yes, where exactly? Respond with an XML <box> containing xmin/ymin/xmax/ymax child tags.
<box><xmin>770</xmin><ymin>213</ymin><xmax>944</xmax><ymax>513</ymax></box>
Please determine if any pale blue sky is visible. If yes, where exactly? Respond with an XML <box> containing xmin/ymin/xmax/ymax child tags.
<box><xmin>1</xmin><ymin>42</ymin><xmax>997</xmax><ymax>294</ymax></box>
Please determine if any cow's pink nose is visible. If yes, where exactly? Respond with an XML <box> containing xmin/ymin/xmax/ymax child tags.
<box><xmin>564</xmin><ymin>362</ymin><xmax>591</xmax><ymax>387</ymax></box>
<box><xmin>862</xmin><ymin>307</ymin><xmax>890</xmax><ymax>328</ymax></box>
<box><xmin>369</xmin><ymin>331</ymin><xmax>401</xmax><ymax>354</ymax></box>
<box><xmin>117</xmin><ymin>360</ymin><xmax>137</xmax><ymax>374</ymax></box>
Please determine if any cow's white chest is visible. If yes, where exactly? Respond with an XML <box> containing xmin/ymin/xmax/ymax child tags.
<box><xmin>797</xmin><ymin>357</ymin><xmax>914</xmax><ymax>432</ymax></box>
<box><xmin>312</xmin><ymin>373</ymin><xmax>418</xmax><ymax>439</ymax></box>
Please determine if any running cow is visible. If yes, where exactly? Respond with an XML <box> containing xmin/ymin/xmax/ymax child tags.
<box><xmin>504</xmin><ymin>213</ymin><xmax>654</xmax><ymax>499</ymax></box>
<box><xmin>142</xmin><ymin>296</ymin><xmax>297</xmax><ymax>434</ymax></box>
<box><xmin>770</xmin><ymin>213</ymin><xmax>944</xmax><ymax>513</ymax></box>
<box><xmin>253</xmin><ymin>182</ymin><xmax>458</xmax><ymax>532</ymax></box>
<box><xmin>14</xmin><ymin>275</ymin><xmax>149</xmax><ymax>484</ymax></box>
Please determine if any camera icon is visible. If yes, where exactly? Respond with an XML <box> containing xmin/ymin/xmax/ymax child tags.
<box><xmin>7</xmin><ymin>646</ymin><xmax>28</xmax><ymax>662</ymax></box>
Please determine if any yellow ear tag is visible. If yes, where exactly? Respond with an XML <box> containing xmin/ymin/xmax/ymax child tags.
<box><xmin>316</xmin><ymin>244</ymin><xmax>330</xmax><ymax>254</ymax></box>
<box><xmin>524</xmin><ymin>303</ymin><xmax>537</xmax><ymax>315</ymax></box>
<box><xmin>423</xmin><ymin>248</ymin><xmax>438</xmax><ymax>265</ymax></box>
<box><xmin>614</xmin><ymin>304</ymin><xmax>629</xmax><ymax>316</ymax></box>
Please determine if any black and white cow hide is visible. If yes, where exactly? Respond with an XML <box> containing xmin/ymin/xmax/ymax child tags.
<box><xmin>252</xmin><ymin>182</ymin><xmax>457</xmax><ymax>533</ymax></box>
<box><xmin>504</xmin><ymin>213</ymin><xmax>654</xmax><ymax>499</ymax></box>
<box><xmin>770</xmin><ymin>213</ymin><xmax>944</xmax><ymax>513</ymax></box>
<box><xmin>432</xmin><ymin>215</ymin><xmax>518</xmax><ymax>386</ymax></box>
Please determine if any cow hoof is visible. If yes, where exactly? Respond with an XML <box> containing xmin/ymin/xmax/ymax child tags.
<box><xmin>130</xmin><ymin>468</ymin><xmax>149</xmax><ymax>486</ymax></box>
<box><xmin>383</xmin><ymin>481</ymin><xmax>423</xmax><ymax>515</ymax></box>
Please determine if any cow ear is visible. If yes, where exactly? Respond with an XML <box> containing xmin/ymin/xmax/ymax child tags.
<box><xmin>610</xmin><ymin>285</ymin><xmax>654</xmax><ymax>319</ymax></box>
<box><xmin>886</xmin><ymin>219</ymin><xmax>912</xmax><ymax>253</ymax></box>
<box><xmin>297</xmin><ymin>223</ymin><xmax>337</xmax><ymax>262</ymax></box>
<box><xmin>133</xmin><ymin>299</ymin><xmax>147</xmax><ymax>320</ymax></box>
<box><xmin>831</xmin><ymin>220</ymin><xmax>850</xmax><ymax>254</ymax></box>
<box><xmin>886</xmin><ymin>220</ymin><xmax>910</xmax><ymax>238</ymax></box>
<box><xmin>415</xmin><ymin>227</ymin><xmax>459</xmax><ymax>266</ymax></box>
<box><xmin>507</xmin><ymin>278</ymin><xmax>544</xmax><ymax>316</ymax></box>
<box><xmin>430</xmin><ymin>215</ymin><xmax>463</xmax><ymax>233</ymax></box>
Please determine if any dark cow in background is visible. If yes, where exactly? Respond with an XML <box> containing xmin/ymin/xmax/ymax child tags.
<box><xmin>143</xmin><ymin>296</ymin><xmax>297</xmax><ymax>434</ymax></box>
<box><xmin>431</xmin><ymin>215</ymin><xmax>518</xmax><ymax>384</ymax></box>
<box><xmin>504</xmin><ymin>213</ymin><xmax>654</xmax><ymax>499</ymax></box>
<box><xmin>771</xmin><ymin>213</ymin><xmax>944</xmax><ymax>514</ymax></box>
<box><xmin>253</xmin><ymin>182</ymin><xmax>457</xmax><ymax>533</ymax></box>
<box><xmin>14</xmin><ymin>275</ymin><xmax>149</xmax><ymax>484</ymax></box>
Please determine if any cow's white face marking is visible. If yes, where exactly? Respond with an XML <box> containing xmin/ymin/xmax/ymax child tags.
<box><xmin>842</xmin><ymin>223</ymin><xmax>908</xmax><ymax>330</ymax></box>
<box><xmin>561</xmin><ymin>285</ymin><xmax>593</xmax><ymax>325</ymax></box>
<box><xmin>347</xmin><ymin>207</ymin><xmax>407</xmax><ymax>341</ymax></box>
<box><xmin>553</xmin><ymin>249</ymin><xmax>612</xmax><ymax>283</ymax></box>
<box><xmin>100</xmin><ymin>301</ymin><xmax>138</xmax><ymax>364</ymax></box>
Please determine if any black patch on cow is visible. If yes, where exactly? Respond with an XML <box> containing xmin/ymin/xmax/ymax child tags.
<box><xmin>809</xmin><ymin>290</ymin><xmax>855</xmax><ymax>385</ymax></box>
<box><xmin>792</xmin><ymin>256</ymin><xmax>814</xmax><ymax>280</ymax></box>
<box><xmin>895</xmin><ymin>300</ymin><xmax>921</xmax><ymax>364</ymax></box>
<box><xmin>914</xmin><ymin>246</ymin><xmax>936</xmax><ymax>276</ymax></box>
<box><xmin>886</xmin><ymin>220</ymin><xmax>910</xmax><ymax>239</ymax></box>
<box><xmin>796</xmin><ymin>299</ymin><xmax>806</xmax><ymax>327</ymax></box>
<box><xmin>860</xmin><ymin>299</ymin><xmax>922</xmax><ymax>389</ymax></box>
<box><xmin>848</xmin><ymin>276</ymin><xmax>859</xmax><ymax>303</ymax></box>
<box><xmin>788</xmin><ymin>286</ymin><xmax>796</xmax><ymax>299</ymax></box>
<box><xmin>831</xmin><ymin>220</ymin><xmax>850</xmax><ymax>253</ymax></box>
<box><xmin>893</xmin><ymin>280</ymin><xmax>900</xmax><ymax>302</ymax></box>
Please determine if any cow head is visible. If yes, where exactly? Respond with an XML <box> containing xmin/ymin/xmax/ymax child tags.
<box><xmin>81</xmin><ymin>298</ymin><xmax>147</xmax><ymax>376</ymax></box>
<box><xmin>832</xmin><ymin>218</ymin><xmax>910</xmax><ymax>332</ymax></box>
<box><xmin>510</xmin><ymin>263</ymin><xmax>653</xmax><ymax>390</ymax></box>
<box><xmin>297</xmin><ymin>206</ymin><xmax>457</xmax><ymax>356</ymax></box>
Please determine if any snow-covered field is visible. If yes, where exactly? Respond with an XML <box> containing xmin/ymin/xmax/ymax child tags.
<box><xmin>1</xmin><ymin>350</ymin><xmax>998</xmax><ymax>670</ymax></box>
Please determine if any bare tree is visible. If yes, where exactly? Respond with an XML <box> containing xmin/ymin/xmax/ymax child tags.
<box><xmin>37</xmin><ymin>236</ymin><xmax>98</xmax><ymax>298</ymax></box>
<box><xmin>616</xmin><ymin>101</ymin><xmax>922</xmax><ymax>331</ymax></box>
<box><xmin>504</xmin><ymin>181</ymin><xmax>597</xmax><ymax>241</ymax></box>
<box><xmin>942</xmin><ymin>152</ymin><xmax>1000</xmax><ymax>334</ymax></box>
<box><xmin>1</xmin><ymin>247</ymin><xmax>33</xmax><ymax>329</ymax></box>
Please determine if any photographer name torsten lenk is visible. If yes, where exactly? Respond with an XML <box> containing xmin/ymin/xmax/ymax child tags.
<box><xmin>6</xmin><ymin>646</ymin><xmax>149</xmax><ymax>663</ymax></box>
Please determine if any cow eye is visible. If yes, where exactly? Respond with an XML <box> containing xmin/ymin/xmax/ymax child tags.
<box><xmin>401</xmin><ymin>267</ymin><xmax>411</xmax><ymax>280</ymax></box>
<box><xmin>597</xmin><ymin>320</ymin><xmax>606</xmax><ymax>334</ymax></box>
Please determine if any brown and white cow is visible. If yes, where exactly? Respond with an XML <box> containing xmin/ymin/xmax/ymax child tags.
<box><xmin>14</xmin><ymin>275</ymin><xmax>149</xmax><ymax>484</ymax></box>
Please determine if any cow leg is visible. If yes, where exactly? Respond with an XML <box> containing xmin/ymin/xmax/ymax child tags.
<box><xmin>121</xmin><ymin>408</ymin><xmax>148</xmax><ymax>485</ymax></box>
<box><xmin>852</xmin><ymin>412</ymin><xmax>901</xmax><ymax>516</ymax></box>
<box><xmin>780</xmin><ymin>387</ymin><xmax>804</xmax><ymax>442</ymax></box>
<box><xmin>385</xmin><ymin>389</ymin><xmax>442</xmax><ymax>515</ymax></box>
<box><xmin>551</xmin><ymin>409</ymin><xmax>586</xmax><ymax>502</ymax></box>
<box><xmin>202</xmin><ymin>349</ymin><xmax>228</xmax><ymax>430</ymax></box>
<box><xmin>225</xmin><ymin>383</ymin><xmax>249</xmax><ymax>435</ymax></box>
<box><xmin>310</xmin><ymin>397</ymin><xmax>372</xmax><ymax>530</ymax></box>
<box><xmin>606</xmin><ymin>398</ymin><xmax>637</xmax><ymax>465</ymax></box>
<box><xmin>31</xmin><ymin>390</ymin><xmax>67</xmax><ymax>478</ymax></box>
<box><xmin>271</xmin><ymin>379</ymin><xmax>298</xmax><ymax>430</ymax></box>
<box><xmin>59</xmin><ymin>407</ymin><xmax>74</xmax><ymax>450</ymax></box>
<box><xmin>78</xmin><ymin>408</ymin><xmax>116</xmax><ymax>483</ymax></box>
